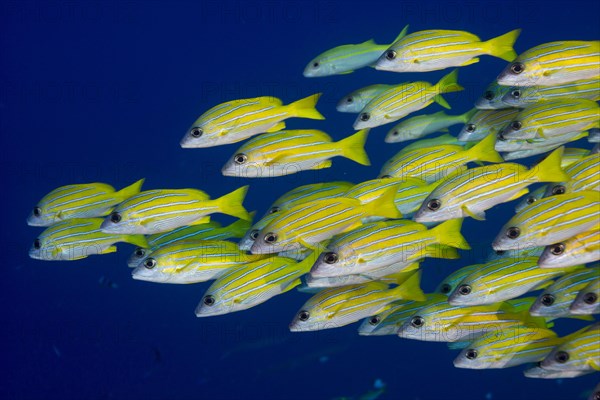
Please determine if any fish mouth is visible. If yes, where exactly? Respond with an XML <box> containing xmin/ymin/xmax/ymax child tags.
<box><xmin>26</xmin><ymin>216</ymin><xmax>48</xmax><ymax>227</ymax></box>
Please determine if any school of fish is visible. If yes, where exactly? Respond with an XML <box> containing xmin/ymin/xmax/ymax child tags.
<box><xmin>27</xmin><ymin>25</ymin><xmax>599</xmax><ymax>395</ymax></box>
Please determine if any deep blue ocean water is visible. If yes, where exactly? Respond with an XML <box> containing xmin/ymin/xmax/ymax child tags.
<box><xmin>1</xmin><ymin>1</ymin><xmax>598</xmax><ymax>399</ymax></box>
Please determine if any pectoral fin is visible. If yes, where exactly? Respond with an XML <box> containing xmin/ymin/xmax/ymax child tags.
<box><xmin>461</xmin><ymin>205</ymin><xmax>486</xmax><ymax>221</ymax></box>
<box><xmin>99</xmin><ymin>246</ymin><xmax>117</xmax><ymax>255</ymax></box>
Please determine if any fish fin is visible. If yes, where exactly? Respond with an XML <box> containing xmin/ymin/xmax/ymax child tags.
<box><xmin>360</xmin><ymin>39</ymin><xmax>376</xmax><ymax>45</ymax></box>
<box><xmin>461</xmin><ymin>108</ymin><xmax>478</xmax><ymax>123</ymax></box>
<box><xmin>436</xmin><ymin>69</ymin><xmax>464</xmax><ymax>94</ymax></box>
<box><xmin>189</xmin><ymin>216</ymin><xmax>212</xmax><ymax>225</ymax></box>
<box><xmin>533</xmin><ymin>147</ymin><xmax>570</xmax><ymax>182</ymax></box>
<box><xmin>311</xmin><ymin>160</ymin><xmax>333</xmax><ymax>170</ymax></box>
<box><xmin>461</xmin><ymin>205</ymin><xmax>486</xmax><ymax>221</ymax></box>
<box><xmin>459</xmin><ymin>57</ymin><xmax>480</xmax><ymax>66</ymax></box>
<box><xmin>365</xmin><ymin>185</ymin><xmax>403</xmax><ymax>219</ymax></box>
<box><xmin>564</xmin><ymin>314</ymin><xmax>595</xmax><ymax>322</ymax></box>
<box><xmin>425</xmin><ymin>245</ymin><xmax>460</xmax><ymax>259</ymax></box>
<box><xmin>123</xmin><ymin>234</ymin><xmax>149</xmax><ymax>249</ymax></box>
<box><xmin>337</xmin><ymin>129</ymin><xmax>371</xmax><ymax>166</ymax></box>
<box><xmin>390</xmin><ymin>270</ymin><xmax>426</xmax><ymax>301</ymax></box>
<box><xmin>506</xmin><ymin>188</ymin><xmax>529</xmax><ymax>202</ymax></box>
<box><xmin>430</xmin><ymin>218</ymin><xmax>471</xmax><ymax>250</ymax></box>
<box><xmin>391</xmin><ymin>24</ymin><xmax>409</xmax><ymax>44</ymax></box>
<box><xmin>534</xmin><ymin>280</ymin><xmax>555</xmax><ymax>290</ymax></box>
<box><xmin>296</xmin><ymin>285</ymin><xmax>323</xmax><ymax>294</ymax></box>
<box><xmin>447</xmin><ymin>341</ymin><xmax>471</xmax><ymax>350</ymax></box>
<box><xmin>466</xmin><ymin>133</ymin><xmax>504</xmax><ymax>163</ymax></box>
<box><xmin>337</xmin><ymin>70</ymin><xmax>354</xmax><ymax>74</ymax></box>
<box><xmin>287</xmin><ymin>93</ymin><xmax>325</xmax><ymax>120</ymax></box>
<box><xmin>265</xmin><ymin>121</ymin><xmax>286</xmax><ymax>133</ymax></box>
<box><xmin>115</xmin><ymin>178</ymin><xmax>145</xmax><ymax>202</ymax></box>
<box><xmin>590</xmin><ymin>360</ymin><xmax>600</xmax><ymax>371</ymax></box>
<box><xmin>536</xmin><ymin>127</ymin><xmax>546</xmax><ymax>139</ymax></box>
<box><xmin>222</xmin><ymin>215</ymin><xmax>253</xmax><ymax>238</ymax></box>
<box><xmin>483</xmin><ymin>29</ymin><xmax>521</xmax><ymax>61</ymax></box>
<box><xmin>100</xmin><ymin>246</ymin><xmax>118</xmax><ymax>255</ymax></box>
<box><xmin>433</xmin><ymin>94</ymin><xmax>452</xmax><ymax>109</ymax></box>
<box><xmin>215</xmin><ymin>186</ymin><xmax>251</xmax><ymax>220</ymax></box>
<box><xmin>281</xmin><ymin>278</ymin><xmax>303</xmax><ymax>293</ymax></box>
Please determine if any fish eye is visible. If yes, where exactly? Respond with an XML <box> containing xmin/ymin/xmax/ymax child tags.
<box><xmin>458</xmin><ymin>284</ymin><xmax>472</xmax><ymax>295</ymax></box>
<box><xmin>511</xmin><ymin>89</ymin><xmax>521</xmax><ymax>99</ymax></box>
<box><xmin>346</xmin><ymin>97</ymin><xmax>353</xmax><ymax>103</ymax></box>
<box><xmin>440</xmin><ymin>283</ymin><xmax>452</xmax><ymax>294</ymax></box>
<box><xmin>551</xmin><ymin>185</ymin><xmax>566</xmax><ymax>195</ymax></box>
<box><xmin>427</xmin><ymin>199</ymin><xmax>441</xmax><ymax>211</ymax></box>
<box><xmin>360</xmin><ymin>113</ymin><xmax>370</xmax><ymax>122</ymax></box>
<box><xmin>110</xmin><ymin>212</ymin><xmax>122</xmax><ymax>223</ymax></box>
<box><xmin>312</xmin><ymin>61</ymin><xmax>320</xmax><ymax>68</ymax></box>
<box><xmin>323</xmin><ymin>252</ymin><xmax>338</xmax><ymax>264</ymax></box>
<box><xmin>411</xmin><ymin>316</ymin><xmax>424</xmax><ymax>328</ymax></box>
<box><xmin>269</xmin><ymin>206</ymin><xmax>280</xmax><ymax>214</ymax></box>
<box><xmin>511</xmin><ymin>121</ymin><xmax>522</xmax><ymax>130</ymax></box>
<box><xmin>540</xmin><ymin>294</ymin><xmax>555</xmax><ymax>306</ymax></box>
<box><xmin>583</xmin><ymin>292</ymin><xmax>598</xmax><ymax>304</ymax></box>
<box><xmin>511</xmin><ymin>62</ymin><xmax>525</xmax><ymax>74</ymax></box>
<box><xmin>369</xmin><ymin>316</ymin><xmax>381</xmax><ymax>326</ymax></box>
<box><xmin>526</xmin><ymin>196</ymin><xmax>536</xmax><ymax>205</ymax></box>
<box><xmin>234</xmin><ymin>153</ymin><xmax>247</xmax><ymax>164</ymax></box>
<box><xmin>203</xmin><ymin>295</ymin><xmax>215</xmax><ymax>306</ymax></box>
<box><xmin>506</xmin><ymin>227</ymin><xmax>521</xmax><ymax>239</ymax></box>
<box><xmin>497</xmin><ymin>132</ymin><xmax>506</xmax><ymax>141</ymax></box>
<box><xmin>264</xmin><ymin>232</ymin><xmax>278</xmax><ymax>244</ymax></box>
<box><xmin>550</xmin><ymin>243</ymin><xmax>565</xmax><ymax>255</ymax></box>
<box><xmin>298</xmin><ymin>310</ymin><xmax>310</xmax><ymax>321</ymax></box>
<box><xmin>144</xmin><ymin>258</ymin><xmax>157</xmax><ymax>269</ymax></box>
<box><xmin>465</xmin><ymin>124</ymin><xmax>476</xmax><ymax>133</ymax></box>
<box><xmin>33</xmin><ymin>239</ymin><xmax>41</xmax><ymax>249</ymax></box>
<box><xmin>33</xmin><ymin>207</ymin><xmax>42</xmax><ymax>217</ymax></box>
<box><xmin>554</xmin><ymin>351</ymin><xmax>569</xmax><ymax>363</ymax></box>
<box><xmin>466</xmin><ymin>349</ymin><xmax>478</xmax><ymax>360</ymax></box>
<box><xmin>385</xmin><ymin>50</ymin><xmax>397</xmax><ymax>60</ymax></box>
<box><xmin>495</xmin><ymin>250</ymin><xmax>506</xmax><ymax>255</ymax></box>
<box><xmin>134</xmin><ymin>248</ymin><xmax>146</xmax><ymax>258</ymax></box>
<box><xmin>483</xmin><ymin>91</ymin><xmax>494</xmax><ymax>100</ymax></box>
<box><xmin>190</xmin><ymin>127</ymin><xmax>203</xmax><ymax>138</ymax></box>
<box><xmin>249</xmin><ymin>230</ymin><xmax>259</xmax><ymax>240</ymax></box>
<box><xmin>392</xmin><ymin>131</ymin><xmax>399</xmax><ymax>136</ymax></box>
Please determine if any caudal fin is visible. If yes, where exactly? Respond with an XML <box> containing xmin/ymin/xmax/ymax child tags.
<box><xmin>466</xmin><ymin>133</ymin><xmax>504</xmax><ymax>163</ymax></box>
<box><xmin>216</xmin><ymin>186</ymin><xmax>252</xmax><ymax>221</ymax></box>
<box><xmin>115</xmin><ymin>178</ymin><xmax>145</xmax><ymax>202</ymax></box>
<box><xmin>390</xmin><ymin>24</ymin><xmax>410</xmax><ymax>44</ymax></box>
<box><xmin>436</xmin><ymin>69</ymin><xmax>464</xmax><ymax>94</ymax></box>
<box><xmin>533</xmin><ymin>147</ymin><xmax>571</xmax><ymax>183</ymax></box>
<box><xmin>459</xmin><ymin>108</ymin><xmax>478</xmax><ymax>123</ymax></box>
<box><xmin>123</xmin><ymin>234</ymin><xmax>149</xmax><ymax>249</ymax></box>
<box><xmin>392</xmin><ymin>270</ymin><xmax>426</xmax><ymax>301</ymax></box>
<box><xmin>484</xmin><ymin>29</ymin><xmax>521</xmax><ymax>61</ymax></box>
<box><xmin>288</xmin><ymin>93</ymin><xmax>325</xmax><ymax>120</ymax></box>
<box><xmin>337</xmin><ymin>129</ymin><xmax>371</xmax><ymax>166</ymax></box>
<box><xmin>222</xmin><ymin>213</ymin><xmax>254</xmax><ymax>238</ymax></box>
<box><xmin>430</xmin><ymin>218</ymin><xmax>471</xmax><ymax>250</ymax></box>
<box><xmin>365</xmin><ymin>185</ymin><xmax>403</xmax><ymax>219</ymax></box>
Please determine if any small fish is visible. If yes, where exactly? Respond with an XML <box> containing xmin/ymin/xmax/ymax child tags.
<box><xmin>414</xmin><ymin>147</ymin><xmax>569</xmax><ymax>223</ymax></box>
<box><xmin>498</xmin><ymin>99</ymin><xmax>599</xmax><ymax>141</ymax></box>
<box><xmin>180</xmin><ymin>94</ymin><xmax>325</xmax><ymax>148</ymax></box>
<box><xmin>131</xmin><ymin>240</ymin><xmax>265</xmax><ymax>284</ymax></box>
<box><xmin>435</xmin><ymin>263</ymin><xmax>484</xmax><ymax>295</ymax></box>
<box><xmin>196</xmin><ymin>256</ymin><xmax>314</xmax><ymax>316</ymax></box>
<box><xmin>375</xmin><ymin>29</ymin><xmax>520</xmax><ymax>72</ymax></box>
<box><xmin>379</xmin><ymin>133</ymin><xmax>503</xmax><ymax>183</ymax></box>
<box><xmin>29</xmin><ymin>218</ymin><xmax>148</xmax><ymax>261</ymax></box>
<box><xmin>251</xmin><ymin>186</ymin><xmax>402</xmax><ymax>254</ymax></box>
<box><xmin>384</xmin><ymin>109</ymin><xmax>476</xmax><ymax>143</ymax></box>
<box><xmin>570</xmin><ymin>278</ymin><xmax>600</xmax><ymax>315</ymax></box>
<box><xmin>501</xmin><ymin>141</ymin><xmax>585</xmax><ymax>161</ymax></box>
<box><xmin>500</xmin><ymin>79</ymin><xmax>600</xmax><ymax>107</ymax></box>
<box><xmin>492</xmin><ymin>190</ymin><xmax>600</xmax><ymax>251</ymax></box>
<box><xmin>357</xmin><ymin>299</ymin><xmax>422</xmax><ymax>336</ymax></box>
<box><xmin>27</xmin><ymin>179</ymin><xmax>144</xmax><ymax>227</ymax></box>
<box><xmin>529</xmin><ymin>267</ymin><xmax>599</xmax><ymax>317</ymax></box>
<box><xmin>474</xmin><ymin>82</ymin><xmax>514</xmax><ymax>110</ymax></box>
<box><xmin>495</xmin><ymin>131</ymin><xmax>588</xmax><ymax>153</ymax></box>
<box><xmin>538</xmin><ymin>229</ymin><xmax>600</xmax><ymax>269</ymax></box>
<box><xmin>542</xmin><ymin>154</ymin><xmax>600</xmax><ymax>197</ymax></box>
<box><xmin>336</xmin><ymin>84</ymin><xmax>394</xmax><ymax>113</ymax></box>
<box><xmin>305</xmin><ymin>261</ymin><xmax>422</xmax><ymax>288</ymax></box>
<box><xmin>100</xmin><ymin>186</ymin><xmax>251</xmax><ymax>235</ymax></box>
<box><xmin>515</xmin><ymin>185</ymin><xmax>548</xmax><ymax>213</ymax></box>
<box><xmin>457</xmin><ymin>108</ymin><xmax>520</xmax><ymax>142</ymax></box>
<box><xmin>497</xmin><ymin>41</ymin><xmax>600</xmax><ymax>86</ymax></box>
<box><xmin>447</xmin><ymin>257</ymin><xmax>583</xmax><ymax>306</ymax></box>
<box><xmin>289</xmin><ymin>272</ymin><xmax>425</xmax><ymax>332</ymax></box>
<box><xmin>221</xmin><ymin>129</ymin><xmax>370</xmax><ymax>178</ymax></box>
<box><xmin>453</xmin><ymin>326</ymin><xmax>583</xmax><ymax>369</ymax></box>
<box><xmin>539</xmin><ymin>322</ymin><xmax>600</xmax><ymax>372</ymax></box>
<box><xmin>523</xmin><ymin>365</ymin><xmax>592</xmax><ymax>379</ymax></box>
<box><xmin>239</xmin><ymin>182</ymin><xmax>354</xmax><ymax>251</ymax></box>
<box><xmin>310</xmin><ymin>218</ymin><xmax>469</xmax><ymax>278</ymax></box>
<box><xmin>353</xmin><ymin>69</ymin><xmax>464</xmax><ymax>130</ymax></box>
<box><xmin>303</xmin><ymin>26</ymin><xmax>409</xmax><ymax>77</ymax></box>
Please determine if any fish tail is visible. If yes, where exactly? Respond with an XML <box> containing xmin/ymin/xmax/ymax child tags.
<box><xmin>115</xmin><ymin>178</ymin><xmax>145</xmax><ymax>202</ymax></box>
<box><xmin>431</xmin><ymin>218</ymin><xmax>471</xmax><ymax>250</ymax></box>
<box><xmin>222</xmin><ymin>213</ymin><xmax>254</xmax><ymax>238</ymax></box>
<box><xmin>425</xmin><ymin>245</ymin><xmax>460</xmax><ymax>259</ymax></box>
<box><xmin>365</xmin><ymin>185</ymin><xmax>403</xmax><ymax>219</ymax></box>
<box><xmin>532</xmin><ymin>147</ymin><xmax>570</xmax><ymax>183</ymax></box>
<box><xmin>459</xmin><ymin>107</ymin><xmax>478</xmax><ymax>123</ymax></box>
<box><xmin>436</xmin><ymin>69</ymin><xmax>464</xmax><ymax>94</ymax></box>
<box><xmin>123</xmin><ymin>234</ymin><xmax>149</xmax><ymax>249</ymax></box>
<box><xmin>466</xmin><ymin>133</ymin><xmax>504</xmax><ymax>163</ymax></box>
<box><xmin>337</xmin><ymin>129</ymin><xmax>371</xmax><ymax>166</ymax></box>
<box><xmin>483</xmin><ymin>29</ymin><xmax>521</xmax><ymax>61</ymax></box>
<box><xmin>287</xmin><ymin>93</ymin><xmax>325</xmax><ymax>120</ymax></box>
<box><xmin>215</xmin><ymin>186</ymin><xmax>252</xmax><ymax>221</ymax></box>
<box><xmin>391</xmin><ymin>270</ymin><xmax>426</xmax><ymax>301</ymax></box>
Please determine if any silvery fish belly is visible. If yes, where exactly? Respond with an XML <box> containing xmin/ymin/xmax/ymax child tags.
<box><xmin>499</xmin><ymin>99</ymin><xmax>600</xmax><ymax>141</ymax></box>
<box><xmin>374</xmin><ymin>29</ymin><xmax>520</xmax><ymax>72</ymax></box>
<box><xmin>492</xmin><ymin>190</ymin><xmax>600</xmax><ymax>251</ymax></box>
<box><xmin>474</xmin><ymin>82</ymin><xmax>514</xmax><ymax>110</ymax></box>
<box><xmin>336</xmin><ymin>84</ymin><xmax>393</xmax><ymax>113</ymax></box>
<box><xmin>500</xmin><ymin>79</ymin><xmax>600</xmax><ymax>107</ymax></box>
<box><xmin>457</xmin><ymin>108</ymin><xmax>520</xmax><ymax>142</ymax></box>
<box><xmin>497</xmin><ymin>41</ymin><xmax>600</xmax><ymax>87</ymax></box>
